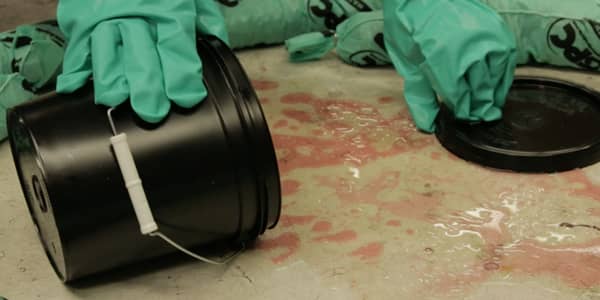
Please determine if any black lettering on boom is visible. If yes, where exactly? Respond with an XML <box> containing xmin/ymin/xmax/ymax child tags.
<box><xmin>548</xmin><ymin>19</ymin><xmax>600</xmax><ymax>71</ymax></box>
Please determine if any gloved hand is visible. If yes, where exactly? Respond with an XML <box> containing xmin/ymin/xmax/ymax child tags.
<box><xmin>57</xmin><ymin>0</ymin><xmax>228</xmax><ymax>123</ymax></box>
<box><xmin>0</xmin><ymin>74</ymin><xmax>35</xmax><ymax>140</ymax></box>
<box><xmin>384</xmin><ymin>0</ymin><xmax>517</xmax><ymax>133</ymax></box>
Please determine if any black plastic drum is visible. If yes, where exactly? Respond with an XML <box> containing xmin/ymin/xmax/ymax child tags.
<box><xmin>7</xmin><ymin>36</ymin><xmax>281</xmax><ymax>282</ymax></box>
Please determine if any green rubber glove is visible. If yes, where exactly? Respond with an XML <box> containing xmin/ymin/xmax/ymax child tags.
<box><xmin>0</xmin><ymin>74</ymin><xmax>35</xmax><ymax>140</ymax></box>
<box><xmin>197</xmin><ymin>0</ymin><xmax>230</xmax><ymax>45</ymax></box>
<box><xmin>0</xmin><ymin>21</ymin><xmax>65</xmax><ymax>90</ymax></box>
<box><xmin>57</xmin><ymin>0</ymin><xmax>228</xmax><ymax>123</ymax></box>
<box><xmin>384</xmin><ymin>0</ymin><xmax>517</xmax><ymax>133</ymax></box>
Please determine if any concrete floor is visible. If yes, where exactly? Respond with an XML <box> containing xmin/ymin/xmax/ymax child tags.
<box><xmin>0</xmin><ymin>0</ymin><xmax>57</xmax><ymax>32</ymax></box>
<box><xmin>2</xmin><ymin>2</ymin><xmax>600</xmax><ymax>300</ymax></box>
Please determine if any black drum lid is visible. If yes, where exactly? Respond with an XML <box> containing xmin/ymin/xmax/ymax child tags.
<box><xmin>435</xmin><ymin>76</ymin><xmax>600</xmax><ymax>173</ymax></box>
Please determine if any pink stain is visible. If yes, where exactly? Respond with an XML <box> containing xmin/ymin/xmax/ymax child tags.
<box><xmin>318</xmin><ymin>171</ymin><xmax>402</xmax><ymax>204</ymax></box>
<box><xmin>386</xmin><ymin>220</ymin><xmax>402</xmax><ymax>227</ymax></box>
<box><xmin>378</xmin><ymin>97</ymin><xmax>395</xmax><ymax>104</ymax></box>
<box><xmin>282</xmin><ymin>201</ymin><xmax>296</xmax><ymax>210</ymax></box>
<box><xmin>380</xmin><ymin>194</ymin><xmax>441</xmax><ymax>221</ymax></box>
<box><xmin>503</xmin><ymin>239</ymin><xmax>600</xmax><ymax>288</ymax></box>
<box><xmin>405</xmin><ymin>229</ymin><xmax>415</xmax><ymax>235</ymax></box>
<box><xmin>289</xmin><ymin>125</ymin><xmax>300</xmax><ymax>131</ymax></box>
<box><xmin>350</xmin><ymin>208</ymin><xmax>362</xmax><ymax>214</ymax></box>
<box><xmin>312</xmin><ymin>221</ymin><xmax>332</xmax><ymax>232</ymax></box>
<box><xmin>431</xmin><ymin>207</ymin><xmax>511</xmax><ymax>294</ymax></box>
<box><xmin>433</xmin><ymin>204</ymin><xmax>600</xmax><ymax>294</ymax></box>
<box><xmin>450</xmin><ymin>209</ymin><xmax>511</xmax><ymax>249</ymax></box>
<box><xmin>434</xmin><ymin>264</ymin><xmax>492</xmax><ymax>294</ymax></box>
<box><xmin>273</xmin><ymin>120</ymin><xmax>289</xmax><ymax>129</ymax></box>
<box><xmin>588</xmin><ymin>208</ymin><xmax>600</xmax><ymax>217</ymax></box>
<box><xmin>430</xmin><ymin>152</ymin><xmax>442</xmax><ymax>160</ymax></box>
<box><xmin>260</xmin><ymin>97</ymin><xmax>270</xmax><ymax>104</ymax></box>
<box><xmin>313</xmin><ymin>230</ymin><xmax>357</xmax><ymax>243</ymax></box>
<box><xmin>436</xmin><ymin>238</ymin><xmax>600</xmax><ymax>293</ymax></box>
<box><xmin>273</xmin><ymin>92</ymin><xmax>433</xmax><ymax>174</ymax></box>
<box><xmin>279</xmin><ymin>215</ymin><xmax>316</xmax><ymax>228</ymax></box>
<box><xmin>483</xmin><ymin>262</ymin><xmax>500</xmax><ymax>271</ymax></box>
<box><xmin>275</xmin><ymin>134</ymin><xmax>372</xmax><ymax>173</ymax></box>
<box><xmin>252</xmin><ymin>80</ymin><xmax>279</xmax><ymax>91</ymax></box>
<box><xmin>350</xmin><ymin>242</ymin><xmax>384</xmax><ymax>260</ymax></box>
<box><xmin>318</xmin><ymin>172</ymin><xmax>441</xmax><ymax>222</ymax></box>
<box><xmin>562</xmin><ymin>170</ymin><xmax>600</xmax><ymax>202</ymax></box>
<box><xmin>283</xmin><ymin>109</ymin><xmax>313</xmax><ymax>123</ymax></box>
<box><xmin>280</xmin><ymin>92</ymin><xmax>313</xmax><ymax>104</ymax></box>
<box><xmin>281</xmin><ymin>179</ymin><xmax>301</xmax><ymax>196</ymax></box>
<box><xmin>311</xmin><ymin>129</ymin><xmax>325</xmax><ymax>136</ymax></box>
<box><xmin>257</xmin><ymin>232</ymin><xmax>300</xmax><ymax>264</ymax></box>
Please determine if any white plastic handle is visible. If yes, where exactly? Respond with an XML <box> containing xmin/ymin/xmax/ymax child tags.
<box><xmin>107</xmin><ymin>122</ymin><xmax>240</xmax><ymax>265</ymax></box>
<box><xmin>110</xmin><ymin>133</ymin><xmax>158</xmax><ymax>235</ymax></box>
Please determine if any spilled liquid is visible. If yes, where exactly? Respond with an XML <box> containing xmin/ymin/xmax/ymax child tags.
<box><xmin>249</xmin><ymin>78</ymin><xmax>600</xmax><ymax>299</ymax></box>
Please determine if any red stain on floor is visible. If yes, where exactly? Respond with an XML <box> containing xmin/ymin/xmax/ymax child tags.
<box><xmin>350</xmin><ymin>242</ymin><xmax>384</xmax><ymax>260</ymax></box>
<box><xmin>562</xmin><ymin>170</ymin><xmax>600</xmax><ymax>202</ymax></box>
<box><xmin>283</xmin><ymin>109</ymin><xmax>313</xmax><ymax>123</ymax></box>
<box><xmin>434</xmin><ymin>263</ymin><xmax>492</xmax><ymax>294</ymax></box>
<box><xmin>433</xmin><ymin>206</ymin><xmax>600</xmax><ymax>294</ymax></box>
<box><xmin>502</xmin><ymin>239</ymin><xmax>600</xmax><ymax>288</ymax></box>
<box><xmin>311</xmin><ymin>129</ymin><xmax>325</xmax><ymax>136</ymax></box>
<box><xmin>381</xmin><ymin>194</ymin><xmax>441</xmax><ymax>221</ymax></box>
<box><xmin>483</xmin><ymin>262</ymin><xmax>500</xmax><ymax>271</ymax></box>
<box><xmin>273</xmin><ymin>93</ymin><xmax>433</xmax><ymax>174</ymax></box>
<box><xmin>386</xmin><ymin>220</ymin><xmax>402</xmax><ymax>227</ymax></box>
<box><xmin>282</xmin><ymin>201</ymin><xmax>296</xmax><ymax>210</ymax></box>
<box><xmin>280</xmin><ymin>92</ymin><xmax>313</xmax><ymax>104</ymax></box>
<box><xmin>350</xmin><ymin>208</ymin><xmax>362</xmax><ymax>214</ymax></box>
<box><xmin>275</xmin><ymin>134</ymin><xmax>376</xmax><ymax>173</ymax></box>
<box><xmin>430</xmin><ymin>152</ymin><xmax>442</xmax><ymax>160</ymax></box>
<box><xmin>257</xmin><ymin>232</ymin><xmax>300</xmax><ymax>264</ymax></box>
<box><xmin>279</xmin><ymin>215</ymin><xmax>316</xmax><ymax>227</ymax></box>
<box><xmin>313</xmin><ymin>230</ymin><xmax>357</xmax><ymax>243</ymax></box>
<box><xmin>260</xmin><ymin>97</ymin><xmax>270</xmax><ymax>104</ymax></box>
<box><xmin>252</xmin><ymin>80</ymin><xmax>279</xmax><ymax>91</ymax></box>
<box><xmin>281</xmin><ymin>179</ymin><xmax>301</xmax><ymax>196</ymax></box>
<box><xmin>312</xmin><ymin>221</ymin><xmax>332</xmax><ymax>232</ymax></box>
<box><xmin>405</xmin><ymin>229</ymin><xmax>415</xmax><ymax>235</ymax></box>
<box><xmin>449</xmin><ymin>208</ymin><xmax>511</xmax><ymax>250</ymax></box>
<box><xmin>377</xmin><ymin>97</ymin><xmax>395</xmax><ymax>104</ymax></box>
<box><xmin>318</xmin><ymin>172</ymin><xmax>441</xmax><ymax>222</ymax></box>
<box><xmin>588</xmin><ymin>208</ymin><xmax>600</xmax><ymax>217</ymax></box>
<box><xmin>274</xmin><ymin>120</ymin><xmax>289</xmax><ymax>129</ymax></box>
<box><xmin>431</xmin><ymin>208</ymin><xmax>512</xmax><ymax>294</ymax></box>
<box><xmin>318</xmin><ymin>171</ymin><xmax>402</xmax><ymax>204</ymax></box>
